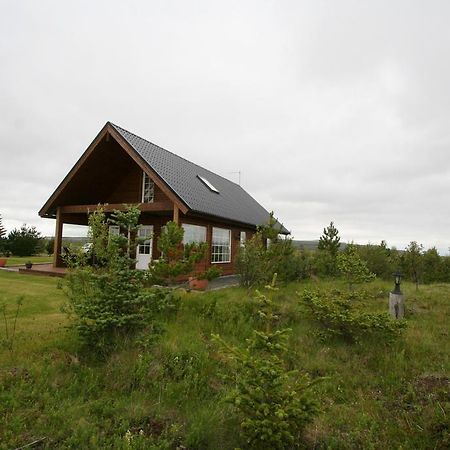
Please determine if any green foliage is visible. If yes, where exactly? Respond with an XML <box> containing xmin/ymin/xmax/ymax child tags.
<box><xmin>422</xmin><ymin>247</ymin><xmax>444</xmax><ymax>284</ymax></box>
<box><xmin>337</xmin><ymin>244</ymin><xmax>376</xmax><ymax>289</ymax></box>
<box><xmin>64</xmin><ymin>206</ymin><xmax>174</xmax><ymax>351</ymax></box>
<box><xmin>7</xmin><ymin>224</ymin><xmax>43</xmax><ymax>256</ymax></box>
<box><xmin>237</xmin><ymin>215</ymin><xmax>308</xmax><ymax>287</ymax></box>
<box><xmin>316</xmin><ymin>221</ymin><xmax>341</xmax><ymax>276</ymax></box>
<box><xmin>197</xmin><ymin>266</ymin><xmax>222</xmax><ymax>281</ymax></box>
<box><xmin>1</xmin><ymin>271</ymin><xmax>449</xmax><ymax>449</ymax></box>
<box><xmin>318</xmin><ymin>221</ymin><xmax>341</xmax><ymax>256</ymax></box>
<box><xmin>45</xmin><ymin>238</ymin><xmax>55</xmax><ymax>256</ymax></box>
<box><xmin>213</xmin><ymin>276</ymin><xmax>320</xmax><ymax>449</ymax></box>
<box><xmin>236</xmin><ymin>233</ymin><xmax>267</xmax><ymax>288</ymax></box>
<box><xmin>299</xmin><ymin>289</ymin><xmax>407</xmax><ymax>343</ymax></box>
<box><xmin>356</xmin><ymin>241</ymin><xmax>395</xmax><ymax>279</ymax></box>
<box><xmin>0</xmin><ymin>215</ymin><xmax>7</xmax><ymax>256</ymax></box>
<box><xmin>149</xmin><ymin>221</ymin><xmax>208</xmax><ymax>285</ymax></box>
<box><xmin>0</xmin><ymin>214</ymin><xmax>6</xmax><ymax>239</ymax></box>
<box><xmin>403</xmin><ymin>241</ymin><xmax>424</xmax><ymax>290</ymax></box>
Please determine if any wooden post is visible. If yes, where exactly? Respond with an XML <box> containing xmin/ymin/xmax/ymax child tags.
<box><xmin>206</xmin><ymin>224</ymin><xmax>213</xmax><ymax>270</ymax></box>
<box><xmin>53</xmin><ymin>207</ymin><xmax>63</xmax><ymax>267</ymax></box>
<box><xmin>173</xmin><ymin>204</ymin><xmax>180</xmax><ymax>225</ymax></box>
<box><xmin>389</xmin><ymin>292</ymin><xmax>405</xmax><ymax>319</ymax></box>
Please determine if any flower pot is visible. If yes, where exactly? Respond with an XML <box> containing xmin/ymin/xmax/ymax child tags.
<box><xmin>188</xmin><ymin>277</ymin><xmax>209</xmax><ymax>291</ymax></box>
<box><xmin>25</xmin><ymin>262</ymin><xmax>33</xmax><ymax>269</ymax></box>
<box><xmin>0</xmin><ymin>258</ymin><xmax>7</xmax><ymax>267</ymax></box>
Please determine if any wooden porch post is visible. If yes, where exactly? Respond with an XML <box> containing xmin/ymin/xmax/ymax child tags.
<box><xmin>206</xmin><ymin>224</ymin><xmax>213</xmax><ymax>270</ymax></box>
<box><xmin>53</xmin><ymin>207</ymin><xmax>63</xmax><ymax>267</ymax></box>
<box><xmin>173</xmin><ymin>204</ymin><xmax>180</xmax><ymax>225</ymax></box>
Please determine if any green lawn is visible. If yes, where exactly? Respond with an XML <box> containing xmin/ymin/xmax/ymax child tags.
<box><xmin>0</xmin><ymin>271</ymin><xmax>449</xmax><ymax>449</ymax></box>
<box><xmin>3</xmin><ymin>255</ymin><xmax>53</xmax><ymax>266</ymax></box>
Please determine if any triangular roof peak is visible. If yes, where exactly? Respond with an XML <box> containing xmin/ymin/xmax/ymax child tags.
<box><xmin>39</xmin><ymin>122</ymin><xmax>289</xmax><ymax>234</ymax></box>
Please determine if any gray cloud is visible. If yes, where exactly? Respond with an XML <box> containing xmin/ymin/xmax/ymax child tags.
<box><xmin>1</xmin><ymin>0</ymin><xmax>449</xmax><ymax>253</ymax></box>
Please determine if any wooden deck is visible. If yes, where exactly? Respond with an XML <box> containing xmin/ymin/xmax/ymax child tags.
<box><xmin>17</xmin><ymin>264</ymin><xmax>67</xmax><ymax>278</ymax></box>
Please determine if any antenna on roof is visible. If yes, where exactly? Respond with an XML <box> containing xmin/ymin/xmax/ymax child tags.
<box><xmin>228</xmin><ymin>171</ymin><xmax>241</xmax><ymax>185</ymax></box>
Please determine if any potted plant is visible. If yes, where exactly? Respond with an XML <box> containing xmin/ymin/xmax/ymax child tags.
<box><xmin>189</xmin><ymin>266</ymin><xmax>222</xmax><ymax>291</ymax></box>
<box><xmin>25</xmin><ymin>261</ymin><xmax>33</xmax><ymax>269</ymax></box>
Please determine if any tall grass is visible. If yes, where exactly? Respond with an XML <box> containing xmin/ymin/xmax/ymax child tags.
<box><xmin>0</xmin><ymin>272</ymin><xmax>448</xmax><ymax>449</ymax></box>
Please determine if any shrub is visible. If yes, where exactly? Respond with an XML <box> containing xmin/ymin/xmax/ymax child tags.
<box><xmin>7</xmin><ymin>224</ymin><xmax>43</xmax><ymax>256</ymax></box>
<box><xmin>237</xmin><ymin>215</ymin><xmax>309</xmax><ymax>287</ymax></box>
<box><xmin>148</xmin><ymin>221</ymin><xmax>208</xmax><ymax>285</ymax></box>
<box><xmin>356</xmin><ymin>241</ymin><xmax>394</xmax><ymax>279</ymax></box>
<box><xmin>316</xmin><ymin>221</ymin><xmax>341</xmax><ymax>276</ymax></box>
<box><xmin>213</xmin><ymin>276</ymin><xmax>320</xmax><ymax>449</ymax></box>
<box><xmin>64</xmin><ymin>206</ymin><xmax>174</xmax><ymax>352</ymax></box>
<box><xmin>299</xmin><ymin>289</ymin><xmax>407</xmax><ymax>343</ymax></box>
<box><xmin>337</xmin><ymin>244</ymin><xmax>376</xmax><ymax>290</ymax></box>
<box><xmin>45</xmin><ymin>238</ymin><xmax>55</xmax><ymax>256</ymax></box>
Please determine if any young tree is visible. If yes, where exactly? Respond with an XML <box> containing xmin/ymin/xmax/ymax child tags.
<box><xmin>337</xmin><ymin>243</ymin><xmax>375</xmax><ymax>290</ymax></box>
<box><xmin>213</xmin><ymin>276</ymin><xmax>320</xmax><ymax>449</ymax></box>
<box><xmin>148</xmin><ymin>221</ymin><xmax>209</xmax><ymax>285</ymax></box>
<box><xmin>0</xmin><ymin>215</ymin><xmax>6</xmax><ymax>254</ymax></box>
<box><xmin>357</xmin><ymin>241</ymin><xmax>393</xmax><ymax>279</ymax></box>
<box><xmin>0</xmin><ymin>215</ymin><xmax>6</xmax><ymax>239</ymax></box>
<box><xmin>64</xmin><ymin>205</ymin><xmax>168</xmax><ymax>351</ymax></box>
<box><xmin>422</xmin><ymin>247</ymin><xmax>443</xmax><ymax>284</ymax></box>
<box><xmin>403</xmin><ymin>241</ymin><xmax>424</xmax><ymax>290</ymax></box>
<box><xmin>318</xmin><ymin>221</ymin><xmax>341</xmax><ymax>256</ymax></box>
<box><xmin>316</xmin><ymin>221</ymin><xmax>341</xmax><ymax>276</ymax></box>
<box><xmin>7</xmin><ymin>224</ymin><xmax>43</xmax><ymax>256</ymax></box>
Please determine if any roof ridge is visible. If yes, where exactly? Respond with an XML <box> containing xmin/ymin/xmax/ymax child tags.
<box><xmin>109</xmin><ymin>122</ymin><xmax>241</xmax><ymax>188</ymax></box>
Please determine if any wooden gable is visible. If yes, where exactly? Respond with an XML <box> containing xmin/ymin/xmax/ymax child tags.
<box><xmin>39</xmin><ymin>124</ymin><xmax>188</xmax><ymax>218</ymax></box>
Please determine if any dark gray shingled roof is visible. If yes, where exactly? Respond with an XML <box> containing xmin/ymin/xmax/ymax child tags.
<box><xmin>110</xmin><ymin>123</ymin><xmax>289</xmax><ymax>234</ymax></box>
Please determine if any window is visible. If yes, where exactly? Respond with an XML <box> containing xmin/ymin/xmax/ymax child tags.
<box><xmin>137</xmin><ymin>226</ymin><xmax>152</xmax><ymax>255</ymax></box>
<box><xmin>211</xmin><ymin>227</ymin><xmax>231</xmax><ymax>263</ymax></box>
<box><xmin>182</xmin><ymin>224</ymin><xmax>207</xmax><ymax>244</ymax></box>
<box><xmin>142</xmin><ymin>172</ymin><xmax>154</xmax><ymax>203</ymax></box>
<box><xmin>109</xmin><ymin>225</ymin><xmax>120</xmax><ymax>238</ymax></box>
<box><xmin>197</xmin><ymin>175</ymin><xmax>219</xmax><ymax>193</ymax></box>
<box><xmin>240</xmin><ymin>231</ymin><xmax>246</xmax><ymax>247</ymax></box>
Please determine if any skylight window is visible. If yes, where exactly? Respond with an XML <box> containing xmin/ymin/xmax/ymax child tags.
<box><xmin>197</xmin><ymin>175</ymin><xmax>219</xmax><ymax>193</ymax></box>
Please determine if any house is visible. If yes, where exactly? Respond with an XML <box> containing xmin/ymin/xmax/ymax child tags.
<box><xmin>39</xmin><ymin>122</ymin><xmax>289</xmax><ymax>273</ymax></box>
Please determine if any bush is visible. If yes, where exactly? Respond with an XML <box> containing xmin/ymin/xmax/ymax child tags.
<box><xmin>337</xmin><ymin>244</ymin><xmax>376</xmax><ymax>290</ymax></box>
<box><xmin>7</xmin><ymin>224</ymin><xmax>43</xmax><ymax>256</ymax></box>
<box><xmin>64</xmin><ymin>206</ymin><xmax>174</xmax><ymax>352</ymax></box>
<box><xmin>214</xmin><ymin>276</ymin><xmax>320</xmax><ymax>449</ymax></box>
<box><xmin>237</xmin><ymin>215</ymin><xmax>310</xmax><ymax>287</ymax></box>
<box><xmin>148</xmin><ymin>221</ymin><xmax>208</xmax><ymax>285</ymax></box>
<box><xmin>299</xmin><ymin>289</ymin><xmax>407</xmax><ymax>343</ymax></box>
<box><xmin>45</xmin><ymin>238</ymin><xmax>55</xmax><ymax>256</ymax></box>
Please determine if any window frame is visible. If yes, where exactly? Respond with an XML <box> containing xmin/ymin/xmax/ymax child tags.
<box><xmin>108</xmin><ymin>225</ymin><xmax>120</xmax><ymax>238</ymax></box>
<box><xmin>141</xmin><ymin>171</ymin><xmax>155</xmax><ymax>203</ymax></box>
<box><xmin>211</xmin><ymin>227</ymin><xmax>231</xmax><ymax>264</ymax></box>
<box><xmin>182</xmin><ymin>223</ymin><xmax>207</xmax><ymax>245</ymax></box>
<box><xmin>240</xmin><ymin>231</ymin><xmax>246</xmax><ymax>247</ymax></box>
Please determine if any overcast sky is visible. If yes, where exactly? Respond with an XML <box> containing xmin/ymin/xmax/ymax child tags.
<box><xmin>1</xmin><ymin>0</ymin><xmax>449</xmax><ymax>252</ymax></box>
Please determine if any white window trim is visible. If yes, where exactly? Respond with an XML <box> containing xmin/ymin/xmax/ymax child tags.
<box><xmin>211</xmin><ymin>227</ymin><xmax>231</xmax><ymax>264</ymax></box>
<box><xmin>240</xmin><ymin>231</ymin><xmax>246</xmax><ymax>247</ymax></box>
<box><xmin>182</xmin><ymin>223</ymin><xmax>207</xmax><ymax>244</ymax></box>
<box><xmin>141</xmin><ymin>171</ymin><xmax>155</xmax><ymax>203</ymax></box>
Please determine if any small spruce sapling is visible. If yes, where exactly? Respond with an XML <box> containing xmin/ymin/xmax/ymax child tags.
<box><xmin>213</xmin><ymin>274</ymin><xmax>320</xmax><ymax>449</ymax></box>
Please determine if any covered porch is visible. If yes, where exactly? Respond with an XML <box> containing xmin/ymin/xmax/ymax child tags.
<box><xmin>52</xmin><ymin>202</ymin><xmax>181</xmax><ymax>268</ymax></box>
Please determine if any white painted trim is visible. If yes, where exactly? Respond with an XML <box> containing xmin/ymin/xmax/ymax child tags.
<box><xmin>211</xmin><ymin>227</ymin><xmax>231</xmax><ymax>263</ymax></box>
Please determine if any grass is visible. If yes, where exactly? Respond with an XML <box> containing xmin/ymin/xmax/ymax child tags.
<box><xmin>3</xmin><ymin>255</ymin><xmax>53</xmax><ymax>266</ymax></box>
<box><xmin>0</xmin><ymin>271</ymin><xmax>449</xmax><ymax>449</ymax></box>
